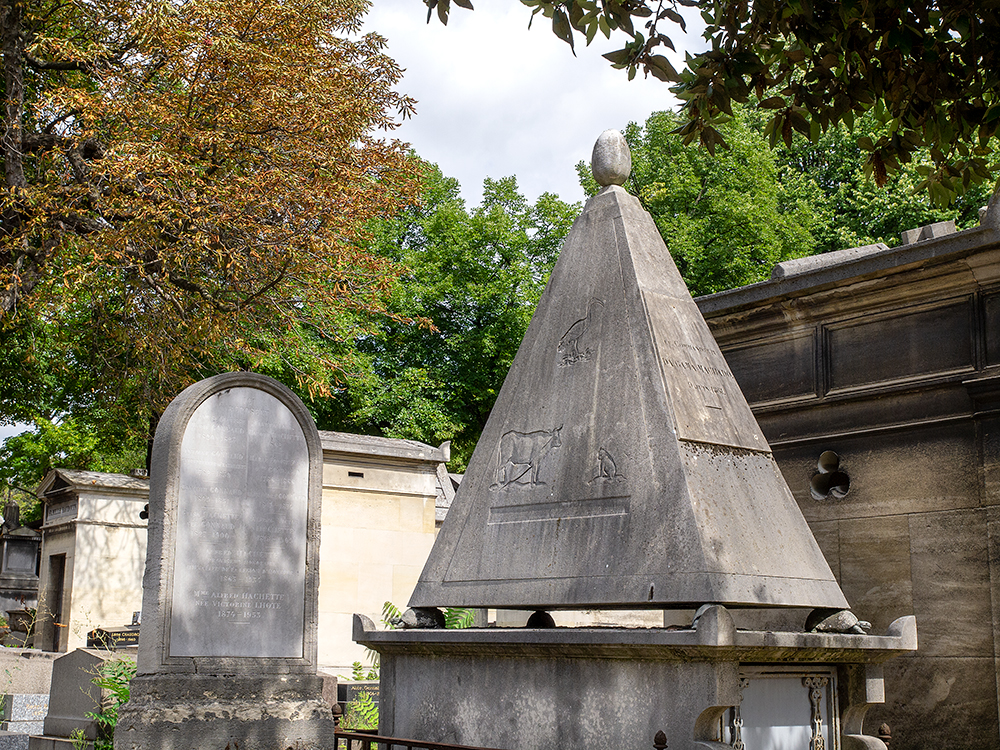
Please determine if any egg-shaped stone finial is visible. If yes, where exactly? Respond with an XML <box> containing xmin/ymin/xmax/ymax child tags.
<box><xmin>592</xmin><ymin>130</ymin><xmax>632</xmax><ymax>186</ymax></box>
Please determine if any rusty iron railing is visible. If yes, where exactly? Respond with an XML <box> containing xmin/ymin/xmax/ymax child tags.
<box><xmin>334</xmin><ymin>729</ymin><xmax>508</xmax><ymax>750</ymax></box>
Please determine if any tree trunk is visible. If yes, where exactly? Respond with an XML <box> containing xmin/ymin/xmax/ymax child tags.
<box><xmin>1</xmin><ymin>0</ymin><xmax>25</xmax><ymax>190</ymax></box>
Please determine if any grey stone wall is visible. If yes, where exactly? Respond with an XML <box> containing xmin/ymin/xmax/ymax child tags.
<box><xmin>699</xmin><ymin>212</ymin><xmax>1000</xmax><ymax>750</ymax></box>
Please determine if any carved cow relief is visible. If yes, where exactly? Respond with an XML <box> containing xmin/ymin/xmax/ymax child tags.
<box><xmin>492</xmin><ymin>426</ymin><xmax>563</xmax><ymax>489</ymax></box>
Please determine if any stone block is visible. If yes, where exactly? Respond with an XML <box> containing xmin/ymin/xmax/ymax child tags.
<box><xmin>333</xmin><ymin>494</ymin><xmax>400</xmax><ymax>532</ymax></box>
<box><xmin>809</xmin><ymin>520</ymin><xmax>841</xmax><ymax>580</ymax></box>
<box><xmin>391</xmin><ymin>565</ymin><xmax>423</xmax><ymax>607</ymax></box>
<box><xmin>838</xmin><ymin>515</ymin><xmax>913</xmax><ymax>634</ymax></box>
<box><xmin>0</xmin><ymin>721</ymin><xmax>43</xmax><ymax>735</ymax></box>
<box><xmin>0</xmin><ymin>732</ymin><xmax>29</xmax><ymax>750</ymax></box>
<box><xmin>770</xmin><ymin>243</ymin><xmax>889</xmax><ymax>280</ymax></box>
<box><xmin>397</xmin><ymin>496</ymin><xmax>431</xmax><ymax>534</ymax></box>
<box><xmin>908</xmin><ymin>509</ymin><xmax>992</xmax><ymax>657</ymax></box>
<box><xmin>42</xmin><ymin>649</ymin><xmax>115</xmax><ymax>741</ymax></box>
<box><xmin>26</xmin><ymin>738</ymin><xmax>77</xmax><ymax>750</ymax></box>
<box><xmin>900</xmin><ymin>219</ymin><xmax>956</xmax><ymax>244</ymax></box>
<box><xmin>318</xmin><ymin>561</ymin><xmax>358</xmax><ymax>612</ymax></box>
<box><xmin>355</xmin><ymin>563</ymin><xmax>394</xmax><ymax>614</ymax></box>
<box><xmin>1</xmin><ymin>695</ymin><xmax>48</xmax><ymax>722</ymax></box>
<box><xmin>115</xmin><ymin>674</ymin><xmax>336</xmax><ymax>750</ymax></box>
<box><xmin>783</xmin><ymin>422</ymin><xmax>980</xmax><ymax>523</ymax></box>
<box><xmin>866</xmin><ymin>655</ymin><xmax>998</xmax><ymax>750</ymax></box>
<box><xmin>360</xmin><ymin>612</ymin><xmax>916</xmax><ymax>750</ymax></box>
<box><xmin>0</xmin><ymin>654</ymin><xmax>56</xmax><ymax>710</ymax></box>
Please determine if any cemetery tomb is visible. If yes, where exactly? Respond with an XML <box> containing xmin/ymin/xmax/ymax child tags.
<box><xmin>114</xmin><ymin>372</ymin><xmax>336</xmax><ymax>750</ymax></box>
<box><xmin>359</xmin><ymin>131</ymin><xmax>917</xmax><ymax>750</ymax></box>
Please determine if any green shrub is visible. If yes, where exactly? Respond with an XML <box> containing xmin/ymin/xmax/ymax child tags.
<box><xmin>87</xmin><ymin>656</ymin><xmax>136</xmax><ymax>750</ymax></box>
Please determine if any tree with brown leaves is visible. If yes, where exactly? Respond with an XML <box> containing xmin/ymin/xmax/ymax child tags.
<box><xmin>0</xmin><ymin>0</ymin><xmax>419</xmax><ymax>425</ymax></box>
<box><xmin>0</xmin><ymin>0</ymin><xmax>422</xmax><ymax>481</ymax></box>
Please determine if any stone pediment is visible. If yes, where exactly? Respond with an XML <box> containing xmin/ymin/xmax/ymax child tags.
<box><xmin>410</xmin><ymin>164</ymin><xmax>847</xmax><ymax>611</ymax></box>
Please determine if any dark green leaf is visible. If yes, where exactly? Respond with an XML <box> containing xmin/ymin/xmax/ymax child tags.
<box><xmin>603</xmin><ymin>48</ymin><xmax>632</xmax><ymax>65</ymax></box>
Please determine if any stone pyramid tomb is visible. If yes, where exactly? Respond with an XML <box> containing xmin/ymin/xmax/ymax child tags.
<box><xmin>410</xmin><ymin>131</ymin><xmax>848</xmax><ymax>611</ymax></box>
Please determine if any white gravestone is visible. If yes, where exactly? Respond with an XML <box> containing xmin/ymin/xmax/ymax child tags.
<box><xmin>170</xmin><ymin>386</ymin><xmax>308</xmax><ymax>658</ymax></box>
<box><xmin>115</xmin><ymin>373</ymin><xmax>335</xmax><ymax>750</ymax></box>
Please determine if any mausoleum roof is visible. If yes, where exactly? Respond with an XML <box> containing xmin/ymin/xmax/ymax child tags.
<box><xmin>37</xmin><ymin>468</ymin><xmax>149</xmax><ymax>499</ymax></box>
<box><xmin>698</xmin><ymin>191</ymin><xmax>1000</xmax><ymax>317</ymax></box>
<box><xmin>319</xmin><ymin>431</ymin><xmax>450</xmax><ymax>464</ymax></box>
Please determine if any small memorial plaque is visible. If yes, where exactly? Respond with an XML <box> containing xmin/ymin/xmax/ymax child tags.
<box><xmin>168</xmin><ymin>386</ymin><xmax>308</xmax><ymax>658</ymax></box>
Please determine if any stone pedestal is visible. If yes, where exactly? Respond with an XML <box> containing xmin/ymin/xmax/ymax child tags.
<box><xmin>357</xmin><ymin>608</ymin><xmax>917</xmax><ymax>750</ymax></box>
<box><xmin>116</xmin><ymin>675</ymin><xmax>335</xmax><ymax>750</ymax></box>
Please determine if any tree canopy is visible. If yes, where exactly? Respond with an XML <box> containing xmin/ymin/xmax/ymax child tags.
<box><xmin>578</xmin><ymin>106</ymin><xmax>993</xmax><ymax>295</ymax></box>
<box><xmin>322</xmin><ymin>163</ymin><xmax>578</xmax><ymax>471</ymax></box>
<box><xmin>582</xmin><ymin>108</ymin><xmax>815</xmax><ymax>295</ymax></box>
<box><xmin>0</xmin><ymin>0</ymin><xmax>419</xmax><ymax>427</ymax></box>
<box><xmin>427</xmin><ymin>0</ymin><xmax>999</xmax><ymax>202</ymax></box>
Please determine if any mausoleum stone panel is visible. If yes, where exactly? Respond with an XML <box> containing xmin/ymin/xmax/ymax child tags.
<box><xmin>837</xmin><ymin>515</ymin><xmax>914</xmax><ymax>635</ymax></box>
<box><xmin>869</xmin><ymin>655</ymin><xmax>999</xmax><ymax>750</ymax></box>
<box><xmin>825</xmin><ymin>299</ymin><xmax>975</xmax><ymax>392</ymax></box>
<box><xmin>908</xmin><ymin>508</ymin><xmax>992</xmax><ymax>658</ymax></box>
<box><xmin>774</xmin><ymin>422</ymin><xmax>979</xmax><ymax>523</ymax></box>
<box><xmin>982</xmin><ymin>290</ymin><xmax>1000</xmax><ymax>367</ymax></box>
<box><xmin>698</xmin><ymin>200</ymin><xmax>1000</xmax><ymax>750</ymax></box>
<box><xmin>721</xmin><ymin>330</ymin><xmax>818</xmax><ymax>405</ymax></box>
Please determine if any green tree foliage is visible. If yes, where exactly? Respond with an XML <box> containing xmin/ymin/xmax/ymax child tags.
<box><xmin>0</xmin><ymin>417</ymin><xmax>143</xmax><ymax>511</ymax></box>
<box><xmin>325</xmin><ymin>163</ymin><xmax>578</xmax><ymax>471</ymax></box>
<box><xmin>428</xmin><ymin>0</ymin><xmax>1000</xmax><ymax>201</ymax></box>
<box><xmin>579</xmin><ymin>106</ymin><xmax>995</xmax><ymax>297</ymax></box>
<box><xmin>581</xmin><ymin>109</ymin><xmax>816</xmax><ymax>296</ymax></box>
<box><xmin>764</xmin><ymin>109</ymin><xmax>993</xmax><ymax>253</ymax></box>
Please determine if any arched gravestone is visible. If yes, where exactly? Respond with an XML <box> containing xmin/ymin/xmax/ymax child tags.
<box><xmin>115</xmin><ymin>372</ymin><xmax>335</xmax><ymax>750</ymax></box>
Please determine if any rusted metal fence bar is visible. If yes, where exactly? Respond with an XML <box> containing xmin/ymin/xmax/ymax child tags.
<box><xmin>333</xmin><ymin>730</ymin><xmax>506</xmax><ymax>750</ymax></box>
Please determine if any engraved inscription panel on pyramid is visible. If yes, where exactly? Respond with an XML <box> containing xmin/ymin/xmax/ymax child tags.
<box><xmin>411</xmin><ymin>133</ymin><xmax>847</xmax><ymax>611</ymax></box>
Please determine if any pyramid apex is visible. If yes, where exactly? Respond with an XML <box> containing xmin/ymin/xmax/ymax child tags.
<box><xmin>592</xmin><ymin>130</ymin><xmax>631</xmax><ymax>186</ymax></box>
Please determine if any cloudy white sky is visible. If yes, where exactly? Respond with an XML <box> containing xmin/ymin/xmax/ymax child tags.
<box><xmin>363</xmin><ymin>0</ymin><xmax>700</xmax><ymax>205</ymax></box>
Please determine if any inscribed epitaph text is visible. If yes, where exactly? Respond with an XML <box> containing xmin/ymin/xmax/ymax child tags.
<box><xmin>169</xmin><ymin>387</ymin><xmax>308</xmax><ymax>658</ymax></box>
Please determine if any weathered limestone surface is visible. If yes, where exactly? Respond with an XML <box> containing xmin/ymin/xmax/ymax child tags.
<box><xmin>114</xmin><ymin>372</ymin><xmax>335</xmax><ymax>750</ymax></box>
<box><xmin>359</xmin><ymin>611</ymin><xmax>916</xmax><ymax>750</ymax></box>
<box><xmin>697</xmin><ymin>191</ymin><xmax>1000</xmax><ymax>749</ymax></box>
<box><xmin>411</xmin><ymin>183</ymin><xmax>846</xmax><ymax>610</ymax></box>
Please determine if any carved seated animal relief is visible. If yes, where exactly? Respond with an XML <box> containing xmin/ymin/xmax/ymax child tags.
<box><xmin>493</xmin><ymin>426</ymin><xmax>563</xmax><ymax>488</ymax></box>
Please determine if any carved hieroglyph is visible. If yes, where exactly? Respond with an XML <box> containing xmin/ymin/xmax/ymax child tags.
<box><xmin>410</xmin><ymin>176</ymin><xmax>847</xmax><ymax>610</ymax></box>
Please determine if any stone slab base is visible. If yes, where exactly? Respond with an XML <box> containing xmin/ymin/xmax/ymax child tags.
<box><xmin>359</xmin><ymin>610</ymin><xmax>916</xmax><ymax>750</ymax></box>
<box><xmin>25</xmin><ymin>736</ymin><xmax>77</xmax><ymax>750</ymax></box>
<box><xmin>0</xmin><ymin>723</ymin><xmax>42</xmax><ymax>735</ymax></box>
<box><xmin>114</xmin><ymin>674</ymin><xmax>337</xmax><ymax>750</ymax></box>
<box><xmin>0</xmin><ymin>731</ymin><xmax>29</xmax><ymax>750</ymax></box>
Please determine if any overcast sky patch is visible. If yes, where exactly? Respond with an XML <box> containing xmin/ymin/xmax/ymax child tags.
<box><xmin>364</xmin><ymin>0</ymin><xmax>698</xmax><ymax>205</ymax></box>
